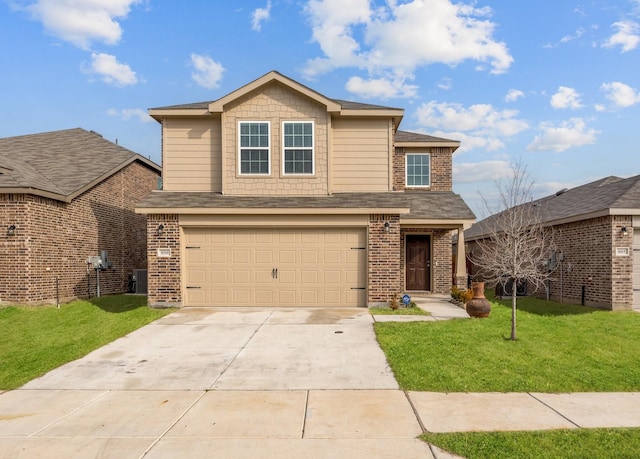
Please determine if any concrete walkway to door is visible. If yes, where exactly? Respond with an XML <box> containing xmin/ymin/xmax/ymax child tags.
<box><xmin>1</xmin><ymin>303</ymin><xmax>640</xmax><ymax>458</ymax></box>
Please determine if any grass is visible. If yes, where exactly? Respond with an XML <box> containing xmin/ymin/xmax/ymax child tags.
<box><xmin>421</xmin><ymin>429</ymin><xmax>640</xmax><ymax>459</ymax></box>
<box><xmin>0</xmin><ymin>295</ymin><xmax>172</xmax><ymax>389</ymax></box>
<box><xmin>369</xmin><ymin>306</ymin><xmax>429</xmax><ymax>315</ymax></box>
<box><xmin>374</xmin><ymin>292</ymin><xmax>640</xmax><ymax>392</ymax></box>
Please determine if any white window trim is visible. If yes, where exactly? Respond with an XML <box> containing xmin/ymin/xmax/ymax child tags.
<box><xmin>281</xmin><ymin>120</ymin><xmax>315</xmax><ymax>176</ymax></box>
<box><xmin>238</xmin><ymin>120</ymin><xmax>271</xmax><ymax>176</ymax></box>
<box><xmin>405</xmin><ymin>153</ymin><xmax>431</xmax><ymax>188</ymax></box>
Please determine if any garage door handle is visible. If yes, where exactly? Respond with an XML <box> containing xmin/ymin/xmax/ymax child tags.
<box><xmin>186</xmin><ymin>286</ymin><xmax>201</xmax><ymax>289</ymax></box>
<box><xmin>272</xmin><ymin>268</ymin><xmax>278</xmax><ymax>279</ymax></box>
<box><xmin>351</xmin><ymin>287</ymin><xmax>366</xmax><ymax>290</ymax></box>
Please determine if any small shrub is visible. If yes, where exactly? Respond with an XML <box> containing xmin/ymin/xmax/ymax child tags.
<box><xmin>450</xmin><ymin>286</ymin><xmax>473</xmax><ymax>304</ymax></box>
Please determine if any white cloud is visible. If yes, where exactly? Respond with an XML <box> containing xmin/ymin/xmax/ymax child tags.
<box><xmin>550</xmin><ymin>86</ymin><xmax>583</xmax><ymax>109</ymax></box>
<box><xmin>437</xmin><ymin>77</ymin><xmax>453</xmax><ymax>90</ymax></box>
<box><xmin>603</xmin><ymin>20</ymin><xmax>640</xmax><ymax>52</ymax></box>
<box><xmin>505</xmin><ymin>89</ymin><xmax>524</xmax><ymax>102</ymax></box>
<box><xmin>251</xmin><ymin>0</ymin><xmax>272</xmax><ymax>32</ymax></box>
<box><xmin>453</xmin><ymin>160</ymin><xmax>512</xmax><ymax>183</ymax></box>
<box><xmin>107</xmin><ymin>108</ymin><xmax>153</xmax><ymax>123</ymax></box>
<box><xmin>16</xmin><ymin>0</ymin><xmax>142</xmax><ymax>50</ymax></box>
<box><xmin>527</xmin><ymin>118</ymin><xmax>597</xmax><ymax>152</ymax></box>
<box><xmin>416</xmin><ymin>101</ymin><xmax>529</xmax><ymax>137</ymax></box>
<box><xmin>561</xmin><ymin>27</ymin><xmax>585</xmax><ymax>44</ymax></box>
<box><xmin>85</xmin><ymin>52</ymin><xmax>138</xmax><ymax>86</ymax></box>
<box><xmin>345</xmin><ymin>75</ymin><xmax>418</xmax><ymax>99</ymax></box>
<box><xmin>190</xmin><ymin>53</ymin><xmax>225</xmax><ymax>89</ymax></box>
<box><xmin>601</xmin><ymin>81</ymin><xmax>640</xmax><ymax>107</ymax></box>
<box><xmin>303</xmin><ymin>0</ymin><xmax>513</xmax><ymax>97</ymax></box>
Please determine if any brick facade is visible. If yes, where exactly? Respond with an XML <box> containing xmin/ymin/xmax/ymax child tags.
<box><xmin>393</xmin><ymin>146</ymin><xmax>453</xmax><ymax>192</ymax></box>
<box><xmin>0</xmin><ymin>162</ymin><xmax>158</xmax><ymax>305</ymax></box>
<box><xmin>548</xmin><ymin>215</ymin><xmax>634</xmax><ymax>310</ymax></box>
<box><xmin>147</xmin><ymin>214</ymin><xmax>182</xmax><ymax>307</ymax></box>
<box><xmin>367</xmin><ymin>214</ymin><xmax>402</xmax><ymax>305</ymax></box>
<box><xmin>467</xmin><ymin>214</ymin><xmax>635</xmax><ymax>310</ymax></box>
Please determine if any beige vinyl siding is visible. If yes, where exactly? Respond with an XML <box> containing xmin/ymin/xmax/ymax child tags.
<box><xmin>162</xmin><ymin>117</ymin><xmax>221</xmax><ymax>192</ymax></box>
<box><xmin>331</xmin><ymin>118</ymin><xmax>391</xmax><ymax>192</ymax></box>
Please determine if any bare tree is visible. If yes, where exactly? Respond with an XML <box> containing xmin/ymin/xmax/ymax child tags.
<box><xmin>469</xmin><ymin>161</ymin><xmax>555</xmax><ymax>340</ymax></box>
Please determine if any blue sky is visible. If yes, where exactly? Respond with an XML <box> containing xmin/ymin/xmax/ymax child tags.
<box><xmin>3</xmin><ymin>0</ymin><xmax>640</xmax><ymax>217</ymax></box>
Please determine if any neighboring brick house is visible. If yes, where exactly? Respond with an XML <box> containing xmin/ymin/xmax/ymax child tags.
<box><xmin>465</xmin><ymin>175</ymin><xmax>640</xmax><ymax>311</ymax></box>
<box><xmin>0</xmin><ymin>128</ymin><xmax>161</xmax><ymax>304</ymax></box>
<box><xmin>136</xmin><ymin>71</ymin><xmax>475</xmax><ymax>308</ymax></box>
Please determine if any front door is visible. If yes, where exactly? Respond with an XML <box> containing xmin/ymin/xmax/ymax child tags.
<box><xmin>406</xmin><ymin>235</ymin><xmax>431</xmax><ymax>291</ymax></box>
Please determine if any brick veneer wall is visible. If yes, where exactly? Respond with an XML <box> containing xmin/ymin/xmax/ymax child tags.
<box><xmin>399</xmin><ymin>228</ymin><xmax>453</xmax><ymax>295</ymax></box>
<box><xmin>147</xmin><ymin>214</ymin><xmax>181</xmax><ymax>307</ymax></box>
<box><xmin>393</xmin><ymin>147</ymin><xmax>453</xmax><ymax>191</ymax></box>
<box><xmin>368</xmin><ymin>214</ymin><xmax>401</xmax><ymax>305</ymax></box>
<box><xmin>549</xmin><ymin>215</ymin><xmax>633</xmax><ymax>310</ymax></box>
<box><xmin>0</xmin><ymin>161</ymin><xmax>157</xmax><ymax>305</ymax></box>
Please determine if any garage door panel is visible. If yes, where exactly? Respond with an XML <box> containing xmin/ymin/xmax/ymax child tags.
<box><xmin>183</xmin><ymin>227</ymin><xmax>366</xmax><ymax>307</ymax></box>
<box><xmin>187</xmin><ymin>269</ymin><xmax>207</xmax><ymax>284</ymax></box>
<box><xmin>278</xmin><ymin>269</ymin><xmax>296</xmax><ymax>284</ymax></box>
<box><xmin>279</xmin><ymin>250</ymin><xmax>297</xmax><ymax>264</ymax></box>
<box><xmin>301</xmin><ymin>291</ymin><xmax>318</xmax><ymax>304</ymax></box>
<box><xmin>301</xmin><ymin>270</ymin><xmax>318</xmax><ymax>284</ymax></box>
<box><xmin>233</xmin><ymin>250</ymin><xmax>251</xmax><ymax>263</ymax></box>
<box><xmin>210</xmin><ymin>269</ymin><xmax>228</xmax><ymax>283</ymax></box>
<box><xmin>255</xmin><ymin>250</ymin><xmax>273</xmax><ymax>264</ymax></box>
<box><xmin>255</xmin><ymin>290</ymin><xmax>274</xmax><ymax>303</ymax></box>
<box><xmin>300</xmin><ymin>251</ymin><xmax>318</xmax><ymax>264</ymax></box>
<box><xmin>278</xmin><ymin>290</ymin><xmax>297</xmax><ymax>304</ymax></box>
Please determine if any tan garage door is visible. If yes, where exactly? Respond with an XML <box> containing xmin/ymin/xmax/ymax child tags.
<box><xmin>183</xmin><ymin>228</ymin><xmax>367</xmax><ymax>307</ymax></box>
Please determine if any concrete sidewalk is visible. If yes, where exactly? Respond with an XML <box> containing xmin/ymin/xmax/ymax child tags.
<box><xmin>1</xmin><ymin>302</ymin><xmax>639</xmax><ymax>459</ymax></box>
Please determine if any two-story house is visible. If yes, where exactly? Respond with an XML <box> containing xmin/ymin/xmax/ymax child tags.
<box><xmin>136</xmin><ymin>71</ymin><xmax>475</xmax><ymax>308</ymax></box>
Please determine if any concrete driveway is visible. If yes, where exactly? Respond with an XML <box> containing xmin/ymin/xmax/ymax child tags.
<box><xmin>21</xmin><ymin>307</ymin><xmax>398</xmax><ymax>391</ymax></box>
<box><xmin>2</xmin><ymin>308</ymin><xmax>440</xmax><ymax>459</ymax></box>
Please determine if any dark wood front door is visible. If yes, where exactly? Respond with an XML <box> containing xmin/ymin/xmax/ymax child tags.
<box><xmin>406</xmin><ymin>235</ymin><xmax>431</xmax><ymax>291</ymax></box>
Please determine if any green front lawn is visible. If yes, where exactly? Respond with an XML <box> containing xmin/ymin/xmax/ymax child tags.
<box><xmin>375</xmin><ymin>294</ymin><xmax>640</xmax><ymax>458</ymax></box>
<box><xmin>0</xmin><ymin>295</ymin><xmax>172</xmax><ymax>389</ymax></box>
<box><xmin>369</xmin><ymin>306</ymin><xmax>429</xmax><ymax>315</ymax></box>
<box><xmin>375</xmin><ymin>293</ymin><xmax>640</xmax><ymax>392</ymax></box>
<box><xmin>422</xmin><ymin>428</ymin><xmax>640</xmax><ymax>459</ymax></box>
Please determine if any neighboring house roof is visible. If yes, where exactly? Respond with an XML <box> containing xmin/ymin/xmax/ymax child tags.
<box><xmin>0</xmin><ymin>128</ymin><xmax>161</xmax><ymax>203</ymax></box>
<box><xmin>136</xmin><ymin>191</ymin><xmax>475</xmax><ymax>223</ymax></box>
<box><xmin>465</xmin><ymin>175</ymin><xmax>640</xmax><ymax>241</ymax></box>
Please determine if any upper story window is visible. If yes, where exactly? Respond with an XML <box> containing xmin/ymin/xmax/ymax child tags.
<box><xmin>406</xmin><ymin>153</ymin><xmax>430</xmax><ymax>187</ymax></box>
<box><xmin>283</xmin><ymin>121</ymin><xmax>314</xmax><ymax>175</ymax></box>
<box><xmin>239</xmin><ymin>121</ymin><xmax>270</xmax><ymax>175</ymax></box>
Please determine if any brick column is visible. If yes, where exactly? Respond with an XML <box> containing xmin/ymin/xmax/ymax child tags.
<box><xmin>368</xmin><ymin>214</ymin><xmax>401</xmax><ymax>306</ymax></box>
<box><xmin>147</xmin><ymin>214</ymin><xmax>181</xmax><ymax>308</ymax></box>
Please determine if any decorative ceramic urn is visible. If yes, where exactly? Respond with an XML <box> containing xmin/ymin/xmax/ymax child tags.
<box><xmin>465</xmin><ymin>282</ymin><xmax>492</xmax><ymax>318</ymax></box>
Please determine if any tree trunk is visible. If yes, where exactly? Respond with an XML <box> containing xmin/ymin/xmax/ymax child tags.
<box><xmin>511</xmin><ymin>285</ymin><xmax>517</xmax><ymax>341</ymax></box>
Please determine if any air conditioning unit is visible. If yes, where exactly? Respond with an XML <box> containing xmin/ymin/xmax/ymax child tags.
<box><xmin>132</xmin><ymin>269</ymin><xmax>148</xmax><ymax>294</ymax></box>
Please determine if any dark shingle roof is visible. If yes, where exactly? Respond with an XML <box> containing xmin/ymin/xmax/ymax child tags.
<box><xmin>137</xmin><ymin>191</ymin><xmax>475</xmax><ymax>221</ymax></box>
<box><xmin>151</xmin><ymin>98</ymin><xmax>402</xmax><ymax>112</ymax></box>
<box><xmin>0</xmin><ymin>128</ymin><xmax>160</xmax><ymax>201</ymax></box>
<box><xmin>465</xmin><ymin>175</ymin><xmax>640</xmax><ymax>240</ymax></box>
<box><xmin>395</xmin><ymin>130</ymin><xmax>458</xmax><ymax>143</ymax></box>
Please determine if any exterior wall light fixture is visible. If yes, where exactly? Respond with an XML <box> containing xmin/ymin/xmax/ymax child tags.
<box><xmin>621</xmin><ymin>227</ymin><xmax>628</xmax><ymax>236</ymax></box>
<box><xmin>7</xmin><ymin>224</ymin><xmax>16</xmax><ymax>236</ymax></box>
<box><xmin>157</xmin><ymin>224</ymin><xmax>164</xmax><ymax>236</ymax></box>
<box><xmin>384</xmin><ymin>221</ymin><xmax>390</xmax><ymax>233</ymax></box>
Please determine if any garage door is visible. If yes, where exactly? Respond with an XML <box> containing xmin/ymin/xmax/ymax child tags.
<box><xmin>183</xmin><ymin>228</ymin><xmax>367</xmax><ymax>307</ymax></box>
